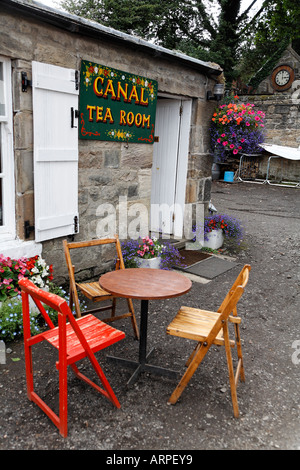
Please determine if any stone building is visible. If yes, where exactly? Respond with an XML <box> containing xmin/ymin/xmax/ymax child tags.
<box><xmin>0</xmin><ymin>0</ymin><xmax>222</xmax><ymax>283</ymax></box>
<box><xmin>238</xmin><ymin>45</ymin><xmax>300</xmax><ymax>182</ymax></box>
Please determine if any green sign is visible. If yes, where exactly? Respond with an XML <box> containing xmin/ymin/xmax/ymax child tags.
<box><xmin>79</xmin><ymin>60</ymin><xmax>157</xmax><ymax>143</ymax></box>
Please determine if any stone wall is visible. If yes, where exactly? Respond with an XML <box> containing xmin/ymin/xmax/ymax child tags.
<box><xmin>239</xmin><ymin>46</ymin><xmax>300</xmax><ymax>182</ymax></box>
<box><xmin>0</xmin><ymin>6</ymin><xmax>217</xmax><ymax>284</ymax></box>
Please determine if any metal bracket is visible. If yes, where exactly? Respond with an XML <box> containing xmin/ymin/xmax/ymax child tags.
<box><xmin>74</xmin><ymin>215</ymin><xmax>79</xmax><ymax>233</ymax></box>
<box><xmin>24</xmin><ymin>220</ymin><xmax>34</xmax><ymax>239</ymax></box>
<box><xmin>21</xmin><ymin>72</ymin><xmax>32</xmax><ymax>92</ymax></box>
<box><xmin>71</xmin><ymin>107</ymin><xmax>79</xmax><ymax>128</ymax></box>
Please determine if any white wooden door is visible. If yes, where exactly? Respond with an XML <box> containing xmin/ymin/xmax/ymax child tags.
<box><xmin>32</xmin><ymin>61</ymin><xmax>79</xmax><ymax>242</ymax></box>
<box><xmin>150</xmin><ymin>98</ymin><xmax>191</xmax><ymax>238</ymax></box>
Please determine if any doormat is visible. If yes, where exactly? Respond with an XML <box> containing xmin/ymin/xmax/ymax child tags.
<box><xmin>179</xmin><ymin>256</ymin><xmax>237</xmax><ymax>279</ymax></box>
<box><xmin>179</xmin><ymin>249</ymin><xmax>211</xmax><ymax>267</ymax></box>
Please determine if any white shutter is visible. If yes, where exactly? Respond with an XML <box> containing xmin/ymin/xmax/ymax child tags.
<box><xmin>32</xmin><ymin>61</ymin><xmax>79</xmax><ymax>242</ymax></box>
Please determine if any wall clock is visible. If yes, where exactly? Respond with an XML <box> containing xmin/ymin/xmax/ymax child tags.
<box><xmin>271</xmin><ymin>65</ymin><xmax>294</xmax><ymax>91</ymax></box>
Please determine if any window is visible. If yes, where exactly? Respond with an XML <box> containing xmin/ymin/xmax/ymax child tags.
<box><xmin>0</xmin><ymin>56</ymin><xmax>15</xmax><ymax>241</ymax></box>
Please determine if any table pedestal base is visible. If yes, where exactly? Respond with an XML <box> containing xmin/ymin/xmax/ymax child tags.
<box><xmin>107</xmin><ymin>349</ymin><xmax>178</xmax><ymax>386</ymax></box>
<box><xmin>107</xmin><ymin>299</ymin><xmax>179</xmax><ymax>385</ymax></box>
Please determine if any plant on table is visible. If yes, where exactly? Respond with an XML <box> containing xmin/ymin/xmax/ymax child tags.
<box><xmin>210</xmin><ymin>94</ymin><xmax>265</xmax><ymax>162</ymax></box>
<box><xmin>120</xmin><ymin>236</ymin><xmax>185</xmax><ymax>270</ymax></box>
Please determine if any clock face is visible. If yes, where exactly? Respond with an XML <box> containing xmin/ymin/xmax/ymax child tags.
<box><xmin>275</xmin><ymin>70</ymin><xmax>290</xmax><ymax>86</ymax></box>
<box><xmin>271</xmin><ymin>65</ymin><xmax>294</xmax><ymax>91</ymax></box>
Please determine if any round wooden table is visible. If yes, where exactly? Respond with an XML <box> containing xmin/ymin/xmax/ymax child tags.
<box><xmin>99</xmin><ymin>268</ymin><xmax>192</xmax><ymax>385</ymax></box>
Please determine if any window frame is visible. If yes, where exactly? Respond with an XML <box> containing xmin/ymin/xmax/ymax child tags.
<box><xmin>0</xmin><ymin>56</ymin><xmax>15</xmax><ymax>241</ymax></box>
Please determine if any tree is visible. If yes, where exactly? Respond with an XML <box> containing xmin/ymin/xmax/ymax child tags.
<box><xmin>59</xmin><ymin>0</ymin><xmax>298</xmax><ymax>86</ymax></box>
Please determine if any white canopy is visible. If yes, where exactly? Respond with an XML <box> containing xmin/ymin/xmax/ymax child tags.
<box><xmin>261</xmin><ymin>144</ymin><xmax>300</xmax><ymax>161</ymax></box>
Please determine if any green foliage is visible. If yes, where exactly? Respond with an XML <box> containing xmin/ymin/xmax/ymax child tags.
<box><xmin>0</xmin><ymin>284</ymin><xmax>86</xmax><ymax>343</ymax></box>
<box><xmin>0</xmin><ymin>296</ymin><xmax>40</xmax><ymax>342</ymax></box>
<box><xmin>59</xmin><ymin>0</ymin><xmax>298</xmax><ymax>86</ymax></box>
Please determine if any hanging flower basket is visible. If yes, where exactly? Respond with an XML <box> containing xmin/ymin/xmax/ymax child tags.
<box><xmin>210</xmin><ymin>95</ymin><xmax>265</xmax><ymax>163</ymax></box>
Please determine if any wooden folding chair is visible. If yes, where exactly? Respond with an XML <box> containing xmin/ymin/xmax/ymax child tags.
<box><xmin>19</xmin><ymin>277</ymin><xmax>126</xmax><ymax>438</ymax></box>
<box><xmin>166</xmin><ymin>264</ymin><xmax>251</xmax><ymax>417</ymax></box>
<box><xmin>63</xmin><ymin>235</ymin><xmax>139</xmax><ymax>339</ymax></box>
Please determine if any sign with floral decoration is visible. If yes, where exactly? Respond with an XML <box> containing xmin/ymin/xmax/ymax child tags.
<box><xmin>79</xmin><ymin>60</ymin><xmax>158</xmax><ymax>143</ymax></box>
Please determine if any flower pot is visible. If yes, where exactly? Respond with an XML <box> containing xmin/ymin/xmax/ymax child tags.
<box><xmin>204</xmin><ymin>229</ymin><xmax>224</xmax><ymax>250</ymax></box>
<box><xmin>136</xmin><ymin>257</ymin><xmax>161</xmax><ymax>269</ymax></box>
<box><xmin>212</xmin><ymin>162</ymin><xmax>221</xmax><ymax>180</ymax></box>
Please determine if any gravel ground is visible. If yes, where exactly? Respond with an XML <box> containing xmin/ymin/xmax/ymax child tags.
<box><xmin>1</xmin><ymin>180</ymin><xmax>300</xmax><ymax>452</ymax></box>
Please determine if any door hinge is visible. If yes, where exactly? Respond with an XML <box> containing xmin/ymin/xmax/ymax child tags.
<box><xmin>71</xmin><ymin>107</ymin><xmax>79</xmax><ymax>128</ymax></box>
<box><xmin>75</xmin><ymin>70</ymin><xmax>79</xmax><ymax>90</ymax></box>
<box><xmin>172</xmin><ymin>213</ymin><xmax>175</xmax><ymax>222</ymax></box>
<box><xmin>179</xmin><ymin>105</ymin><xmax>183</xmax><ymax>116</ymax></box>
<box><xmin>74</xmin><ymin>215</ymin><xmax>79</xmax><ymax>233</ymax></box>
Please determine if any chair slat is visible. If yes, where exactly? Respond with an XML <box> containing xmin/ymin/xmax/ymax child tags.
<box><xmin>42</xmin><ymin>314</ymin><xmax>125</xmax><ymax>363</ymax></box>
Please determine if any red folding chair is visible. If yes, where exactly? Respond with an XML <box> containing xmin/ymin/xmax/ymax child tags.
<box><xmin>19</xmin><ymin>277</ymin><xmax>125</xmax><ymax>437</ymax></box>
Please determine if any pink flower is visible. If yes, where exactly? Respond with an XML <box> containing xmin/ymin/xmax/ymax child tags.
<box><xmin>230</xmin><ymin>144</ymin><xmax>235</xmax><ymax>149</ymax></box>
<box><xmin>222</xmin><ymin>141</ymin><xmax>228</xmax><ymax>146</ymax></box>
<box><xmin>246</xmin><ymin>122</ymin><xmax>250</xmax><ymax>126</ymax></box>
<box><xmin>233</xmin><ymin>149</ymin><xmax>239</xmax><ymax>154</ymax></box>
<box><xmin>217</xmin><ymin>138</ymin><xmax>221</xmax><ymax>143</ymax></box>
<box><xmin>221</xmin><ymin>133</ymin><xmax>226</xmax><ymax>138</ymax></box>
<box><xmin>240</xmin><ymin>138</ymin><xmax>245</xmax><ymax>143</ymax></box>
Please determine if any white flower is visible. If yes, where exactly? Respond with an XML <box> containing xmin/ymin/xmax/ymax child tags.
<box><xmin>94</xmin><ymin>67</ymin><xmax>98</xmax><ymax>73</ymax></box>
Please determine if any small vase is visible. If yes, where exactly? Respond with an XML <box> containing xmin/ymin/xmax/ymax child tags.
<box><xmin>204</xmin><ymin>229</ymin><xmax>224</xmax><ymax>250</ymax></box>
<box><xmin>136</xmin><ymin>257</ymin><xmax>161</xmax><ymax>269</ymax></box>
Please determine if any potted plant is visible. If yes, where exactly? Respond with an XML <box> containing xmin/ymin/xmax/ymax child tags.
<box><xmin>120</xmin><ymin>236</ymin><xmax>185</xmax><ymax>270</ymax></box>
<box><xmin>195</xmin><ymin>213</ymin><xmax>244</xmax><ymax>250</ymax></box>
<box><xmin>210</xmin><ymin>95</ymin><xmax>265</xmax><ymax>171</ymax></box>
